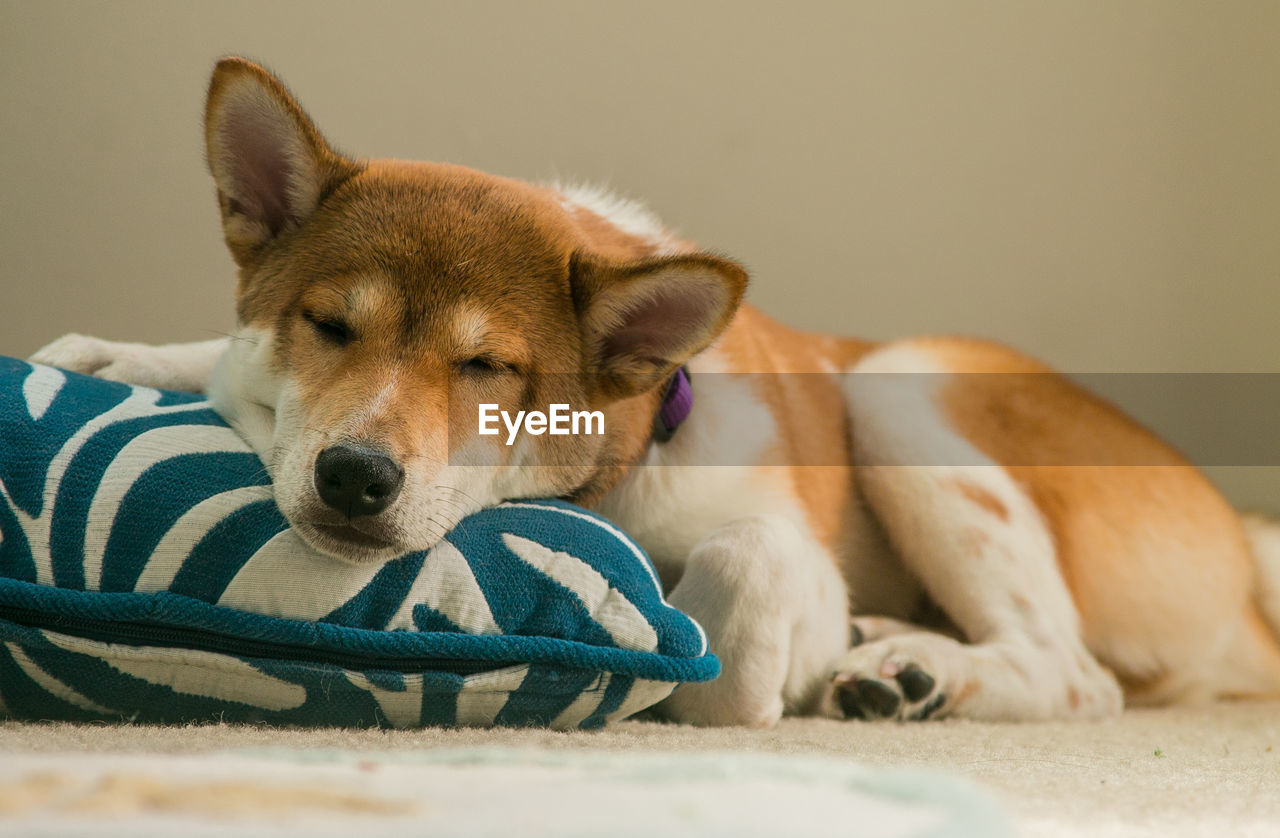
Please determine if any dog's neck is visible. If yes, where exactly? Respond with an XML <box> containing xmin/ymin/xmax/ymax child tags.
<box><xmin>562</xmin><ymin>373</ymin><xmax>687</xmax><ymax>508</ymax></box>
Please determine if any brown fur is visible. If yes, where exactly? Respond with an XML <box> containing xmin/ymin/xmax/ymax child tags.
<box><xmin>638</xmin><ymin>312</ymin><xmax>1280</xmax><ymax>703</ymax></box>
<box><xmin>705</xmin><ymin>307</ymin><xmax>875</xmax><ymax>553</ymax></box>
<box><xmin>928</xmin><ymin>337</ymin><xmax>1280</xmax><ymax>701</ymax></box>
<box><xmin>205</xmin><ymin>59</ymin><xmax>747</xmax><ymax>519</ymax></box>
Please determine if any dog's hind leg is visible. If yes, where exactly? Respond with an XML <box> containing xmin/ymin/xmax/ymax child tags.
<box><xmin>848</xmin><ymin>615</ymin><xmax>959</xmax><ymax>646</ymax></box>
<box><xmin>831</xmin><ymin>344</ymin><xmax>1123</xmax><ymax>722</ymax></box>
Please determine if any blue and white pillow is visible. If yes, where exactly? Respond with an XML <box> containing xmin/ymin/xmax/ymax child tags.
<box><xmin>0</xmin><ymin>357</ymin><xmax>717</xmax><ymax>728</ymax></box>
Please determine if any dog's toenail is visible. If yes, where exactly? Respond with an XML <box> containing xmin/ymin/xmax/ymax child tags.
<box><xmin>896</xmin><ymin>667</ymin><xmax>935</xmax><ymax>702</ymax></box>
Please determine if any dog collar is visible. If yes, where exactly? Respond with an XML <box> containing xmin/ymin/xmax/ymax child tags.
<box><xmin>653</xmin><ymin>366</ymin><xmax>692</xmax><ymax>443</ymax></box>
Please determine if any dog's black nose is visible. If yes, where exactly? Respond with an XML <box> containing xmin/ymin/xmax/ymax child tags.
<box><xmin>314</xmin><ymin>444</ymin><xmax>404</xmax><ymax>517</ymax></box>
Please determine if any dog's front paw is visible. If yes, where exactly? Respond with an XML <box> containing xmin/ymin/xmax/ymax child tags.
<box><xmin>830</xmin><ymin>633</ymin><xmax>960</xmax><ymax>721</ymax></box>
<box><xmin>31</xmin><ymin>334</ymin><xmax>185</xmax><ymax>390</ymax></box>
<box><xmin>32</xmin><ymin>333</ymin><xmax>136</xmax><ymax>377</ymax></box>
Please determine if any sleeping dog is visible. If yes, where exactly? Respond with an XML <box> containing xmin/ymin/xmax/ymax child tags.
<box><xmin>34</xmin><ymin>57</ymin><xmax>1280</xmax><ymax>726</ymax></box>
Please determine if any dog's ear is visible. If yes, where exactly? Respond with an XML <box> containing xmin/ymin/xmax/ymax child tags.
<box><xmin>204</xmin><ymin>57</ymin><xmax>359</xmax><ymax>266</ymax></box>
<box><xmin>573</xmin><ymin>252</ymin><xmax>748</xmax><ymax>399</ymax></box>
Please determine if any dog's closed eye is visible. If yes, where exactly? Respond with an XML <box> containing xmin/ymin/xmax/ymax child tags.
<box><xmin>304</xmin><ymin>311</ymin><xmax>354</xmax><ymax>347</ymax></box>
<box><xmin>457</xmin><ymin>356</ymin><xmax>513</xmax><ymax>376</ymax></box>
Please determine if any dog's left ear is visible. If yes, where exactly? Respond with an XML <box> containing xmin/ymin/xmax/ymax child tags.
<box><xmin>573</xmin><ymin>252</ymin><xmax>748</xmax><ymax>399</ymax></box>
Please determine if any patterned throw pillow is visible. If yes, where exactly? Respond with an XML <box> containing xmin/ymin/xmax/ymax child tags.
<box><xmin>0</xmin><ymin>357</ymin><xmax>717</xmax><ymax>728</ymax></box>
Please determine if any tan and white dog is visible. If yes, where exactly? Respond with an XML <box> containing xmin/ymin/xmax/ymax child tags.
<box><xmin>33</xmin><ymin>58</ymin><xmax>1280</xmax><ymax>726</ymax></box>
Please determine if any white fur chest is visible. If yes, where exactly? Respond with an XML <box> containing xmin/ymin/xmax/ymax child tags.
<box><xmin>595</xmin><ymin>361</ymin><xmax>807</xmax><ymax>589</ymax></box>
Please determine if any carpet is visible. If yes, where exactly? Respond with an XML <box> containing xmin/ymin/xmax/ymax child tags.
<box><xmin>2</xmin><ymin>702</ymin><xmax>1277</xmax><ymax>836</ymax></box>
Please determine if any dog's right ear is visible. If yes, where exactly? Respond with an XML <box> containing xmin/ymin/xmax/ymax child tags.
<box><xmin>204</xmin><ymin>57</ymin><xmax>359</xmax><ymax>267</ymax></box>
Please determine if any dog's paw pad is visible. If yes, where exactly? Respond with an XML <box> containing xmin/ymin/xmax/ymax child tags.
<box><xmin>895</xmin><ymin>666</ymin><xmax>935</xmax><ymax>702</ymax></box>
<box><xmin>854</xmin><ymin>678</ymin><xmax>902</xmax><ymax>718</ymax></box>
<box><xmin>831</xmin><ymin>639</ymin><xmax>950</xmax><ymax>722</ymax></box>
<box><xmin>835</xmin><ymin>673</ymin><xmax>947</xmax><ymax>722</ymax></box>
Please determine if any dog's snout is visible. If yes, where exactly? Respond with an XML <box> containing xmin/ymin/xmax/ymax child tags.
<box><xmin>314</xmin><ymin>444</ymin><xmax>404</xmax><ymax>517</ymax></box>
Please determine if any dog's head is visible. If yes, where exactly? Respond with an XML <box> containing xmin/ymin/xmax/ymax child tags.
<box><xmin>203</xmin><ymin>58</ymin><xmax>747</xmax><ymax>562</ymax></box>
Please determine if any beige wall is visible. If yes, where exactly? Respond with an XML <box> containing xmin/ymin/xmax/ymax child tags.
<box><xmin>3</xmin><ymin>1</ymin><xmax>1279</xmax><ymax>505</ymax></box>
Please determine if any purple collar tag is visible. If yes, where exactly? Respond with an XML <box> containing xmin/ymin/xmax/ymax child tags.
<box><xmin>653</xmin><ymin>366</ymin><xmax>692</xmax><ymax>443</ymax></box>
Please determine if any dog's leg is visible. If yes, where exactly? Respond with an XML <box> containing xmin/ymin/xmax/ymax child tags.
<box><xmin>831</xmin><ymin>347</ymin><xmax>1124</xmax><ymax>722</ymax></box>
<box><xmin>849</xmin><ymin>615</ymin><xmax>949</xmax><ymax>646</ymax></box>
<box><xmin>656</xmin><ymin>513</ymin><xmax>849</xmax><ymax>727</ymax></box>
<box><xmin>834</xmin><ymin>463</ymin><xmax>1124</xmax><ymax>722</ymax></box>
<box><xmin>205</xmin><ymin>336</ymin><xmax>281</xmax><ymax>463</ymax></box>
<box><xmin>30</xmin><ymin>335</ymin><xmax>229</xmax><ymax>393</ymax></box>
